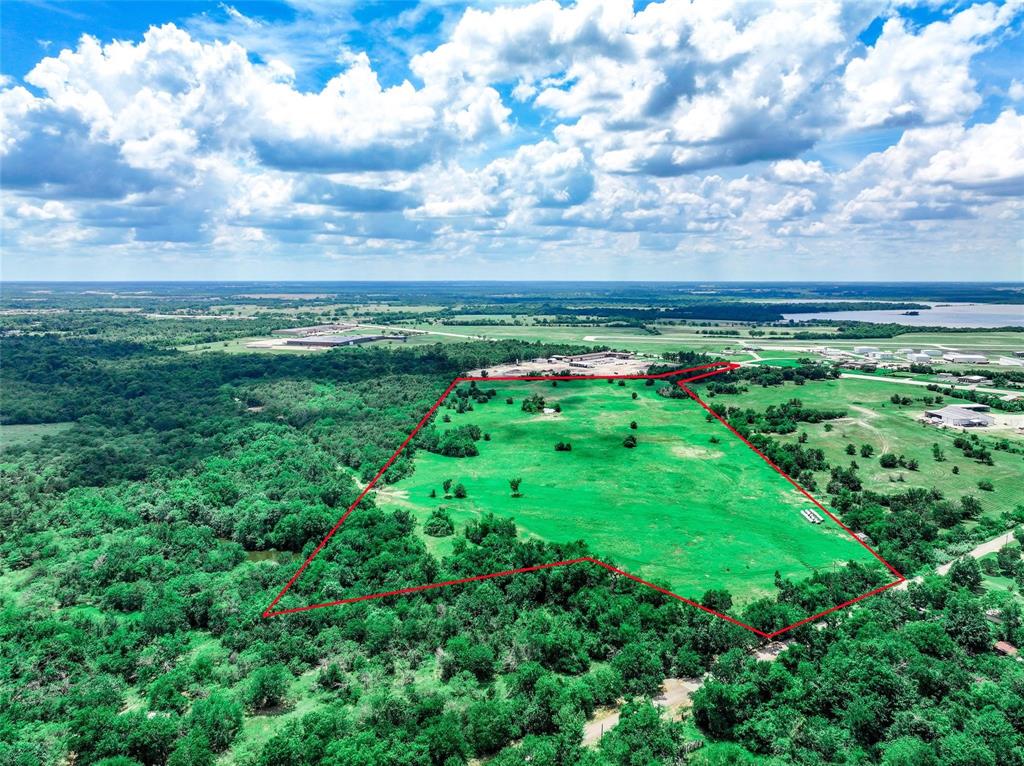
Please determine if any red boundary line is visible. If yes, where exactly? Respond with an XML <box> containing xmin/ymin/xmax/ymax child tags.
<box><xmin>262</xmin><ymin>361</ymin><xmax>904</xmax><ymax>638</ymax></box>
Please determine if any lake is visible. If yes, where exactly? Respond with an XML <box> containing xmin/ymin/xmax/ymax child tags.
<box><xmin>782</xmin><ymin>302</ymin><xmax>1024</xmax><ymax>328</ymax></box>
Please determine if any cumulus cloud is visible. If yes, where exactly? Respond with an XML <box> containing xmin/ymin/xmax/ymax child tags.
<box><xmin>1</xmin><ymin>0</ymin><xmax>1022</xmax><ymax>276</ymax></box>
<box><xmin>842</xmin><ymin>0</ymin><xmax>1024</xmax><ymax>129</ymax></box>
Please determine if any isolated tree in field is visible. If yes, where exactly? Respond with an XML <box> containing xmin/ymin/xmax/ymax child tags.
<box><xmin>424</xmin><ymin>508</ymin><xmax>454</xmax><ymax>537</ymax></box>
<box><xmin>443</xmin><ymin>478</ymin><xmax>453</xmax><ymax>497</ymax></box>
<box><xmin>453</xmin><ymin>483</ymin><xmax>467</xmax><ymax>499</ymax></box>
<box><xmin>860</xmin><ymin>444</ymin><xmax>874</xmax><ymax>458</ymax></box>
<box><xmin>846</xmin><ymin>444</ymin><xmax>856</xmax><ymax>455</ymax></box>
<box><xmin>879</xmin><ymin>453</ymin><xmax>899</xmax><ymax>468</ymax></box>
<box><xmin>623</xmin><ymin>434</ymin><xmax>638</xmax><ymax>448</ymax></box>
<box><xmin>554</xmin><ymin>441</ymin><xmax>572</xmax><ymax>451</ymax></box>
<box><xmin>521</xmin><ymin>394</ymin><xmax>546</xmax><ymax>413</ymax></box>
<box><xmin>509</xmin><ymin>478</ymin><xmax>522</xmax><ymax>497</ymax></box>
<box><xmin>630</xmin><ymin>421</ymin><xmax>638</xmax><ymax>430</ymax></box>
<box><xmin>631</xmin><ymin>392</ymin><xmax>638</xmax><ymax>400</ymax></box>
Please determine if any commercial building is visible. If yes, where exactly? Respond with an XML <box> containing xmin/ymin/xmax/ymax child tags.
<box><xmin>955</xmin><ymin>375</ymin><xmax>991</xmax><ymax>386</ymax></box>
<box><xmin>283</xmin><ymin>334</ymin><xmax>406</xmax><ymax>348</ymax></box>
<box><xmin>273</xmin><ymin>323</ymin><xmax>356</xmax><ymax>336</ymax></box>
<box><xmin>943</xmin><ymin>353</ymin><xmax>988</xmax><ymax>364</ymax></box>
<box><xmin>924</xmin><ymin>403</ymin><xmax>994</xmax><ymax>428</ymax></box>
<box><xmin>907</xmin><ymin>353</ymin><xmax>932</xmax><ymax>363</ymax></box>
<box><xmin>549</xmin><ymin>351</ymin><xmax>636</xmax><ymax>368</ymax></box>
<box><xmin>853</xmin><ymin>346</ymin><xmax>880</xmax><ymax>354</ymax></box>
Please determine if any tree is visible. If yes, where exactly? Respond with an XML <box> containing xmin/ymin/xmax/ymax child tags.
<box><xmin>509</xmin><ymin>477</ymin><xmax>522</xmax><ymax>497</ymax></box>
<box><xmin>947</xmin><ymin>557</ymin><xmax>982</xmax><ymax>591</ymax></box>
<box><xmin>701</xmin><ymin>588</ymin><xmax>733</xmax><ymax>613</ymax></box>
<box><xmin>242</xmin><ymin>665</ymin><xmax>290</xmax><ymax>711</ymax></box>
<box><xmin>188</xmin><ymin>690</ymin><xmax>243</xmax><ymax>752</ymax></box>
<box><xmin>453</xmin><ymin>483</ymin><xmax>467</xmax><ymax>499</ymax></box>
<box><xmin>860</xmin><ymin>444</ymin><xmax>874</xmax><ymax>458</ymax></box>
<box><xmin>424</xmin><ymin>508</ymin><xmax>454</xmax><ymax>537</ymax></box>
<box><xmin>622</xmin><ymin>435</ymin><xmax>638</xmax><ymax>449</ymax></box>
<box><xmin>944</xmin><ymin>590</ymin><xmax>991</xmax><ymax>653</ymax></box>
<box><xmin>629</xmin><ymin>421</ymin><xmax>638</xmax><ymax>430</ymax></box>
<box><xmin>880</xmin><ymin>453</ymin><xmax>899</xmax><ymax>468</ymax></box>
<box><xmin>442</xmin><ymin>478</ymin><xmax>453</xmax><ymax>496</ymax></box>
<box><xmin>846</xmin><ymin>443</ymin><xmax>856</xmax><ymax>455</ymax></box>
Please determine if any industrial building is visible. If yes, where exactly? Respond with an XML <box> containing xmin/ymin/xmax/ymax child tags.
<box><xmin>943</xmin><ymin>352</ymin><xmax>988</xmax><ymax>364</ymax></box>
<box><xmin>283</xmin><ymin>334</ymin><xmax>406</xmax><ymax>348</ymax></box>
<box><xmin>549</xmin><ymin>351</ymin><xmax>636</xmax><ymax>369</ymax></box>
<box><xmin>906</xmin><ymin>353</ymin><xmax>932</xmax><ymax>363</ymax></box>
<box><xmin>923</xmin><ymin>403</ymin><xmax>994</xmax><ymax>428</ymax></box>
<box><xmin>273</xmin><ymin>323</ymin><xmax>356</xmax><ymax>336</ymax></box>
<box><xmin>853</xmin><ymin>346</ymin><xmax>879</xmax><ymax>354</ymax></box>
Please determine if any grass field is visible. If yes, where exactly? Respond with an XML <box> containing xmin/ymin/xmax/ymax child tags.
<box><xmin>376</xmin><ymin>378</ymin><xmax>885</xmax><ymax>612</ymax></box>
<box><xmin>0</xmin><ymin>421</ymin><xmax>74</xmax><ymax>448</ymax></box>
<box><xmin>711</xmin><ymin>377</ymin><xmax>1024</xmax><ymax>520</ymax></box>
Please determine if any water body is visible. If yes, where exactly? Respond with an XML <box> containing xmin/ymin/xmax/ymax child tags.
<box><xmin>782</xmin><ymin>302</ymin><xmax>1024</xmax><ymax>328</ymax></box>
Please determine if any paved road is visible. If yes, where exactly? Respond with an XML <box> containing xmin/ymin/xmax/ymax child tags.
<box><xmin>895</xmin><ymin>530</ymin><xmax>1019</xmax><ymax>589</ymax></box>
<box><xmin>840</xmin><ymin>372</ymin><xmax>1018</xmax><ymax>398</ymax></box>
<box><xmin>936</xmin><ymin>531</ymin><xmax>1018</xmax><ymax>575</ymax></box>
<box><xmin>356</xmin><ymin>322</ymin><xmax>490</xmax><ymax>340</ymax></box>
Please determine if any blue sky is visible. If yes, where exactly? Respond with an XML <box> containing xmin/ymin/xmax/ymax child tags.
<box><xmin>2</xmin><ymin>0</ymin><xmax>1022</xmax><ymax>280</ymax></box>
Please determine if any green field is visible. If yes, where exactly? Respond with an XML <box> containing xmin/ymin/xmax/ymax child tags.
<box><xmin>377</xmin><ymin>378</ymin><xmax>884</xmax><ymax>612</ymax></box>
<box><xmin>0</xmin><ymin>421</ymin><xmax>74</xmax><ymax>448</ymax></box>
<box><xmin>714</xmin><ymin>377</ymin><xmax>1024</xmax><ymax>519</ymax></box>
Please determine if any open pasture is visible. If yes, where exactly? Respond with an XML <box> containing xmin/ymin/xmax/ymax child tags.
<box><xmin>378</xmin><ymin>377</ymin><xmax>885</xmax><ymax>611</ymax></box>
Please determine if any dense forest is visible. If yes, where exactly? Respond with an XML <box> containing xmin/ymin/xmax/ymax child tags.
<box><xmin>2</xmin><ymin>320</ymin><xmax>1023</xmax><ymax>765</ymax></box>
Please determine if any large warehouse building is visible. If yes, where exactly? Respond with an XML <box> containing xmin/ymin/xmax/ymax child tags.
<box><xmin>924</xmin><ymin>403</ymin><xmax>994</xmax><ymax>428</ymax></box>
<box><xmin>283</xmin><ymin>334</ymin><xmax>406</xmax><ymax>348</ymax></box>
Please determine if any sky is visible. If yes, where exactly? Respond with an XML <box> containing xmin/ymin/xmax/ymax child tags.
<box><xmin>1</xmin><ymin>0</ymin><xmax>1023</xmax><ymax>281</ymax></box>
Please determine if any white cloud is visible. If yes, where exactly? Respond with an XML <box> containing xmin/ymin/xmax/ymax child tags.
<box><xmin>1</xmin><ymin>0</ymin><xmax>1022</xmax><ymax>278</ymax></box>
<box><xmin>842</xmin><ymin>0</ymin><xmax>1024</xmax><ymax>129</ymax></box>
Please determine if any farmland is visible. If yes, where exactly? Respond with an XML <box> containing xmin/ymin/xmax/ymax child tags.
<box><xmin>375</xmin><ymin>377</ymin><xmax>886</xmax><ymax>616</ymax></box>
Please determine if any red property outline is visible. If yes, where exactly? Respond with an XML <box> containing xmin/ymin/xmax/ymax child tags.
<box><xmin>262</xmin><ymin>361</ymin><xmax>905</xmax><ymax>638</ymax></box>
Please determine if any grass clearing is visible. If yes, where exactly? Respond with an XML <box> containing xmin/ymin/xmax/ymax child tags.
<box><xmin>377</xmin><ymin>378</ymin><xmax>884</xmax><ymax>612</ymax></box>
<box><xmin>0</xmin><ymin>421</ymin><xmax>74</xmax><ymax>448</ymax></box>
<box><xmin>711</xmin><ymin>377</ymin><xmax>1024</xmax><ymax>519</ymax></box>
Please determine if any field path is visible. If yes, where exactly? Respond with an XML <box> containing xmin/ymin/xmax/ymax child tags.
<box><xmin>846</xmin><ymin>405</ymin><xmax>892</xmax><ymax>453</ymax></box>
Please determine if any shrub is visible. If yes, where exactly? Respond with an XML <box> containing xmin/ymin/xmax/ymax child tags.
<box><xmin>424</xmin><ymin>508</ymin><xmax>454</xmax><ymax>537</ymax></box>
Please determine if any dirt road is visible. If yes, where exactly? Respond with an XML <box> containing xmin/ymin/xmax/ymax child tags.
<box><xmin>582</xmin><ymin>677</ymin><xmax>704</xmax><ymax>746</ymax></box>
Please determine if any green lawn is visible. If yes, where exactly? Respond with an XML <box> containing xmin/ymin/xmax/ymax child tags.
<box><xmin>377</xmin><ymin>379</ymin><xmax>884</xmax><ymax>611</ymax></box>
